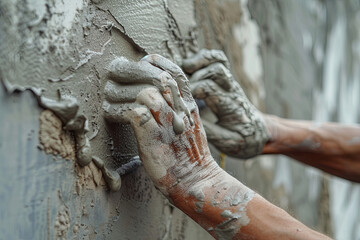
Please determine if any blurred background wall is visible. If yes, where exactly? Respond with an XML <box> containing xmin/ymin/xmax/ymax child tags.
<box><xmin>249</xmin><ymin>1</ymin><xmax>360</xmax><ymax>239</ymax></box>
<box><xmin>195</xmin><ymin>0</ymin><xmax>360</xmax><ymax>239</ymax></box>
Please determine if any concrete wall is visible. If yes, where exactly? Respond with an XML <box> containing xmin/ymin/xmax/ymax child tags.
<box><xmin>1</xmin><ymin>0</ymin><xmax>359</xmax><ymax>239</ymax></box>
<box><xmin>0</xmin><ymin>0</ymin><xmax>260</xmax><ymax>239</ymax></box>
<box><xmin>0</xmin><ymin>0</ymin><xmax>213</xmax><ymax>239</ymax></box>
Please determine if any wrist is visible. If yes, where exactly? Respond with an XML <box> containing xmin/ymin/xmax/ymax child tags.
<box><xmin>169</xmin><ymin>167</ymin><xmax>255</xmax><ymax>239</ymax></box>
<box><xmin>261</xmin><ymin>114</ymin><xmax>282</xmax><ymax>154</ymax></box>
<box><xmin>261</xmin><ymin>115</ymin><xmax>319</xmax><ymax>155</ymax></box>
<box><xmin>167</xmin><ymin>159</ymin><xmax>225</xmax><ymax>199</ymax></box>
<box><xmin>166</xmin><ymin>158</ymin><xmax>231</xmax><ymax>209</ymax></box>
<box><xmin>262</xmin><ymin>114</ymin><xmax>280</xmax><ymax>143</ymax></box>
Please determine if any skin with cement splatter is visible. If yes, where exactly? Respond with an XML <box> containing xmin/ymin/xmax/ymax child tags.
<box><xmin>182</xmin><ymin>49</ymin><xmax>270</xmax><ymax>159</ymax></box>
<box><xmin>103</xmin><ymin>53</ymin><xmax>256</xmax><ymax>239</ymax></box>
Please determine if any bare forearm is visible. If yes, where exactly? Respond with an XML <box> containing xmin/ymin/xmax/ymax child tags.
<box><xmin>263</xmin><ymin>114</ymin><xmax>360</xmax><ymax>182</ymax></box>
<box><xmin>241</xmin><ymin>195</ymin><xmax>331</xmax><ymax>240</ymax></box>
<box><xmin>169</xmin><ymin>169</ymin><xmax>329</xmax><ymax>239</ymax></box>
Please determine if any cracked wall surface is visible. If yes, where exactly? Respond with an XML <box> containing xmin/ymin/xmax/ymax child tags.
<box><xmin>0</xmin><ymin>0</ymin><xmax>262</xmax><ymax>238</ymax></box>
<box><xmin>2</xmin><ymin>0</ymin><xmax>358</xmax><ymax>239</ymax></box>
<box><xmin>0</xmin><ymin>0</ymin><xmax>212</xmax><ymax>238</ymax></box>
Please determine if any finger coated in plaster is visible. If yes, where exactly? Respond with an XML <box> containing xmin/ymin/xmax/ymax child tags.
<box><xmin>102</xmin><ymin>101</ymin><xmax>144</xmax><ymax>124</ymax></box>
<box><xmin>108</xmin><ymin>57</ymin><xmax>193</xmax><ymax>134</ymax></box>
<box><xmin>142</xmin><ymin>54</ymin><xmax>190</xmax><ymax>92</ymax></box>
<box><xmin>189</xmin><ymin>63</ymin><xmax>234</xmax><ymax>91</ymax></box>
<box><xmin>142</xmin><ymin>54</ymin><xmax>184</xmax><ymax>79</ymax></box>
<box><xmin>108</xmin><ymin>57</ymin><xmax>163</xmax><ymax>84</ymax></box>
<box><xmin>104</xmin><ymin>80</ymin><xmax>153</xmax><ymax>103</ymax></box>
<box><xmin>182</xmin><ymin>49</ymin><xmax>230</xmax><ymax>74</ymax></box>
<box><xmin>187</xmin><ymin>50</ymin><xmax>269</xmax><ymax>159</ymax></box>
<box><xmin>142</xmin><ymin>54</ymin><xmax>200</xmax><ymax>110</ymax></box>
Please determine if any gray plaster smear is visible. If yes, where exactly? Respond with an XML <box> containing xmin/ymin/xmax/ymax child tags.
<box><xmin>1</xmin><ymin>0</ymin><xmax>360</xmax><ymax>239</ymax></box>
<box><xmin>0</xmin><ymin>0</ymin><xmax>210</xmax><ymax>238</ymax></box>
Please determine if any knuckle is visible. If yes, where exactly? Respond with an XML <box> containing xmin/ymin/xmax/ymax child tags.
<box><xmin>210</xmin><ymin>49</ymin><xmax>227</xmax><ymax>60</ymax></box>
<box><xmin>212</xmin><ymin>62</ymin><xmax>227</xmax><ymax>73</ymax></box>
<box><xmin>198</xmin><ymin>49</ymin><xmax>208</xmax><ymax>55</ymax></box>
<box><xmin>160</xmin><ymin>71</ymin><xmax>172</xmax><ymax>80</ymax></box>
<box><xmin>172</xmin><ymin>64</ymin><xmax>185</xmax><ymax>76</ymax></box>
<box><xmin>140</xmin><ymin>87</ymin><xmax>159</xmax><ymax>97</ymax></box>
<box><xmin>199</xmin><ymin>80</ymin><xmax>217</xmax><ymax>93</ymax></box>
<box><xmin>148</xmin><ymin>54</ymin><xmax>162</xmax><ymax>60</ymax></box>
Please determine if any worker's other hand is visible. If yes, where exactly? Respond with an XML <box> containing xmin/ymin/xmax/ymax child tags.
<box><xmin>102</xmin><ymin>55</ymin><xmax>223</xmax><ymax>198</ymax></box>
<box><xmin>182</xmin><ymin>49</ymin><xmax>269</xmax><ymax>159</ymax></box>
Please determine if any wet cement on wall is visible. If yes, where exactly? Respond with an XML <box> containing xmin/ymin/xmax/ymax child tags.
<box><xmin>0</xmin><ymin>0</ymin><xmax>212</xmax><ymax>238</ymax></box>
<box><xmin>3</xmin><ymin>0</ymin><xmax>338</xmax><ymax>239</ymax></box>
<box><xmin>0</xmin><ymin>85</ymin><xmax>212</xmax><ymax>240</ymax></box>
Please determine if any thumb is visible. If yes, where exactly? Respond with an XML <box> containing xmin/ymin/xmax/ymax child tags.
<box><xmin>126</xmin><ymin>105</ymin><xmax>159</xmax><ymax>144</ymax></box>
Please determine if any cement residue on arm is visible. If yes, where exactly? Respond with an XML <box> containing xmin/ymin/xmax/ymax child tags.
<box><xmin>106</xmin><ymin>56</ymin><xmax>255</xmax><ymax>238</ymax></box>
<box><xmin>263</xmin><ymin>114</ymin><xmax>360</xmax><ymax>183</ymax></box>
<box><xmin>103</xmin><ymin>54</ymin><xmax>253</xmax><ymax>238</ymax></box>
<box><xmin>180</xmin><ymin>173</ymin><xmax>256</xmax><ymax>240</ymax></box>
<box><xmin>103</xmin><ymin>53</ymin><xmax>331</xmax><ymax>240</ymax></box>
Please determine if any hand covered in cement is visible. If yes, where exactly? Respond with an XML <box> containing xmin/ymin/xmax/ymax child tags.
<box><xmin>182</xmin><ymin>49</ymin><xmax>269</xmax><ymax>159</ymax></box>
<box><xmin>102</xmin><ymin>55</ymin><xmax>223</xmax><ymax>197</ymax></box>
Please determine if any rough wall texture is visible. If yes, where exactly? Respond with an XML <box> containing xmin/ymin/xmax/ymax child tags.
<box><xmin>0</xmin><ymin>0</ymin><xmax>210</xmax><ymax>239</ymax></box>
<box><xmin>0</xmin><ymin>0</ymin><xmax>262</xmax><ymax>238</ymax></box>
<box><xmin>1</xmin><ymin>0</ymin><xmax>359</xmax><ymax>239</ymax></box>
